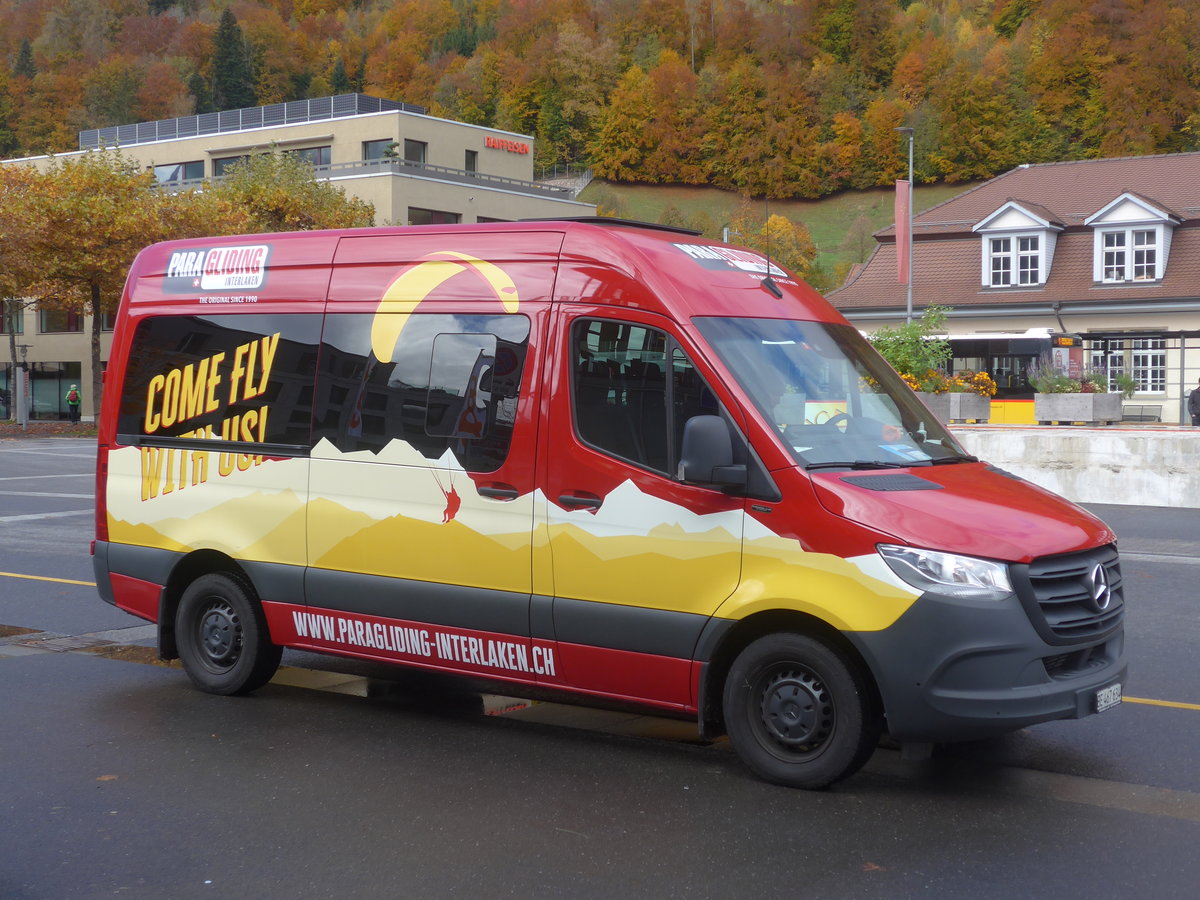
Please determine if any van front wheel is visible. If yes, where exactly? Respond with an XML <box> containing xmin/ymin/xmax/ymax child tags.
<box><xmin>723</xmin><ymin>633</ymin><xmax>880</xmax><ymax>789</ymax></box>
<box><xmin>175</xmin><ymin>573</ymin><xmax>282</xmax><ymax>696</ymax></box>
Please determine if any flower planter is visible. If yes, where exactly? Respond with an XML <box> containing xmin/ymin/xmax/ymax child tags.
<box><xmin>916</xmin><ymin>392</ymin><xmax>991</xmax><ymax>424</ymax></box>
<box><xmin>1033</xmin><ymin>392</ymin><xmax>1123</xmax><ymax>425</ymax></box>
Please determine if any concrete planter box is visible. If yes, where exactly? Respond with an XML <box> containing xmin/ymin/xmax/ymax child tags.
<box><xmin>916</xmin><ymin>392</ymin><xmax>991</xmax><ymax>424</ymax></box>
<box><xmin>1034</xmin><ymin>392</ymin><xmax>1123</xmax><ymax>425</ymax></box>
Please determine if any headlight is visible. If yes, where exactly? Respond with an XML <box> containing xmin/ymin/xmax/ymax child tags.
<box><xmin>877</xmin><ymin>544</ymin><xmax>1013</xmax><ymax>601</ymax></box>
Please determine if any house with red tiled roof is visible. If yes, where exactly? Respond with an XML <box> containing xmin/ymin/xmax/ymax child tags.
<box><xmin>829</xmin><ymin>152</ymin><xmax>1200</xmax><ymax>424</ymax></box>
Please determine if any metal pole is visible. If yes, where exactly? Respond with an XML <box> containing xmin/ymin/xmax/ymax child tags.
<box><xmin>899</xmin><ymin>128</ymin><xmax>914</xmax><ymax>324</ymax></box>
<box><xmin>897</xmin><ymin>127</ymin><xmax>912</xmax><ymax>324</ymax></box>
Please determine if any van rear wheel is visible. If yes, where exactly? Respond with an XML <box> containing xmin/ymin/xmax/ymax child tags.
<box><xmin>723</xmin><ymin>633</ymin><xmax>880</xmax><ymax>789</ymax></box>
<box><xmin>175</xmin><ymin>573</ymin><xmax>281</xmax><ymax>696</ymax></box>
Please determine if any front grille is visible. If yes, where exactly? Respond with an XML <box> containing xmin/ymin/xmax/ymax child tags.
<box><xmin>1020</xmin><ymin>544</ymin><xmax>1124</xmax><ymax>643</ymax></box>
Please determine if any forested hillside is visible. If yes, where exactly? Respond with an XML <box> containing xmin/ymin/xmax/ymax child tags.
<box><xmin>1</xmin><ymin>0</ymin><xmax>1197</xmax><ymax>199</ymax></box>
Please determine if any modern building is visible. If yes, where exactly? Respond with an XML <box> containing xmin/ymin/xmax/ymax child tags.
<box><xmin>1</xmin><ymin>93</ymin><xmax>595</xmax><ymax>421</ymax></box>
<box><xmin>830</xmin><ymin>152</ymin><xmax>1200</xmax><ymax>424</ymax></box>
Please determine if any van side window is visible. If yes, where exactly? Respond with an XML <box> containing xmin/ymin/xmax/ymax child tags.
<box><xmin>314</xmin><ymin>313</ymin><xmax>530</xmax><ymax>473</ymax></box>
<box><xmin>117</xmin><ymin>313</ymin><xmax>322</xmax><ymax>446</ymax></box>
<box><xmin>572</xmin><ymin>318</ymin><xmax>720</xmax><ymax>476</ymax></box>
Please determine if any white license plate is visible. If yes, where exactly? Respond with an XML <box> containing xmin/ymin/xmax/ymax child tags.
<box><xmin>1096</xmin><ymin>683</ymin><xmax>1122</xmax><ymax>713</ymax></box>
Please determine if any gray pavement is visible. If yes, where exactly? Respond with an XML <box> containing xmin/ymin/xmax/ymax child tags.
<box><xmin>2</xmin><ymin>436</ymin><xmax>1199</xmax><ymax>898</ymax></box>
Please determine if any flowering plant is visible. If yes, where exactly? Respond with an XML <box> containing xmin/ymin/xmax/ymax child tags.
<box><xmin>946</xmin><ymin>370</ymin><xmax>997</xmax><ymax>397</ymax></box>
<box><xmin>900</xmin><ymin>369</ymin><xmax>995</xmax><ymax>397</ymax></box>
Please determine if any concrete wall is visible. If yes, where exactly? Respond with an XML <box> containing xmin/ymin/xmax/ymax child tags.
<box><xmin>953</xmin><ymin>426</ymin><xmax>1200</xmax><ymax>509</ymax></box>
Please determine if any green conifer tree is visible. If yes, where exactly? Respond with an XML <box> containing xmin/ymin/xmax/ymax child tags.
<box><xmin>13</xmin><ymin>39</ymin><xmax>36</xmax><ymax>80</ymax></box>
<box><xmin>330</xmin><ymin>58</ymin><xmax>351</xmax><ymax>95</ymax></box>
<box><xmin>211</xmin><ymin>9</ymin><xmax>257</xmax><ymax>112</ymax></box>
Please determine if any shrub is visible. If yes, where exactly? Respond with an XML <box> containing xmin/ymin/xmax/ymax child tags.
<box><xmin>868</xmin><ymin>306</ymin><xmax>951</xmax><ymax>380</ymax></box>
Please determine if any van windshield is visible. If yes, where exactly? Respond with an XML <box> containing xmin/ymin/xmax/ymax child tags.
<box><xmin>694</xmin><ymin>317</ymin><xmax>973</xmax><ymax>469</ymax></box>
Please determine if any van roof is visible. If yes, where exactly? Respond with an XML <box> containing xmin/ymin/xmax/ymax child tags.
<box><xmin>120</xmin><ymin>219</ymin><xmax>839</xmax><ymax>325</ymax></box>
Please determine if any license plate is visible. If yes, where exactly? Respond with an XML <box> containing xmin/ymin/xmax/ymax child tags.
<box><xmin>1096</xmin><ymin>683</ymin><xmax>1122</xmax><ymax>713</ymax></box>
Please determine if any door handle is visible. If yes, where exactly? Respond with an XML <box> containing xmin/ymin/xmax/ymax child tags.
<box><xmin>558</xmin><ymin>493</ymin><xmax>602</xmax><ymax>509</ymax></box>
<box><xmin>478</xmin><ymin>485</ymin><xmax>520</xmax><ymax>501</ymax></box>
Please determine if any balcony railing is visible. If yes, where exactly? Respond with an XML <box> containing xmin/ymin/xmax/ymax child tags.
<box><xmin>156</xmin><ymin>157</ymin><xmax>578</xmax><ymax>200</ymax></box>
<box><xmin>80</xmin><ymin>94</ymin><xmax>426</xmax><ymax>151</ymax></box>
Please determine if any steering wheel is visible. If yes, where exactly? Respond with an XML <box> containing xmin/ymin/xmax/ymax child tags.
<box><xmin>824</xmin><ymin>412</ymin><xmax>851</xmax><ymax>432</ymax></box>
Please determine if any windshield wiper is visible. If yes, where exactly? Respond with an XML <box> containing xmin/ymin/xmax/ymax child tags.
<box><xmin>928</xmin><ymin>454</ymin><xmax>979</xmax><ymax>465</ymax></box>
<box><xmin>804</xmin><ymin>460</ymin><xmax>916</xmax><ymax>471</ymax></box>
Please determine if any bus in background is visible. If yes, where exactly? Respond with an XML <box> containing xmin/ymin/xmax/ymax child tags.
<box><xmin>946</xmin><ymin>329</ymin><xmax>1084</xmax><ymax>423</ymax></box>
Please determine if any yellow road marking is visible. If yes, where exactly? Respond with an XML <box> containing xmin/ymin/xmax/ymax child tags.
<box><xmin>0</xmin><ymin>570</ymin><xmax>96</xmax><ymax>587</ymax></box>
<box><xmin>1124</xmin><ymin>696</ymin><xmax>1200</xmax><ymax>712</ymax></box>
<box><xmin>2</xmin><ymin>565</ymin><xmax>1200</xmax><ymax>715</ymax></box>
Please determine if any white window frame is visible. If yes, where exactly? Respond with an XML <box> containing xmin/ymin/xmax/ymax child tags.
<box><xmin>985</xmin><ymin>232</ymin><xmax>1042</xmax><ymax>287</ymax></box>
<box><xmin>1131</xmin><ymin>337</ymin><xmax>1166</xmax><ymax>393</ymax></box>
<box><xmin>1090</xmin><ymin>336</ymin><xmax>1166</xmax><ymax>395</ymax></box>
<box><xmin>1098</xmin><ymin>226</ymin><xmax>1159</xmax><ymax>283</ymax></box>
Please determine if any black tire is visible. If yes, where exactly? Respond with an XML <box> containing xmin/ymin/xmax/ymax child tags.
<box><xmin>174</xmin><ymin>573</ymin><xmax>282</xmax><ymax>696</ymax></box>
<box><xmin>723</xmin><ymin>632</ymin><xmax>881</xmax><ymax>789</ymax></box>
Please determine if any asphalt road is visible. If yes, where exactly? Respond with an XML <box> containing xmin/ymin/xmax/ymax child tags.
<box><xmin>2</xmin><ymin>438</ymin><xmax>1198</xmax><ymax>899</ymax></box>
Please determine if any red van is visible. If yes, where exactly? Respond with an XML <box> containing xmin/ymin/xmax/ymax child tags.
<box><xmin>93</xmin><ymin>219</ymin><xmax>1125</xmax><ymax>788</ymax></box>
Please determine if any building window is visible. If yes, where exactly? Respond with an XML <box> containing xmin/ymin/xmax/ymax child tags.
<box><xmin>1101</xmin><ymin>228</ymin><xmax>1157</xmax><ymax>282</ymax></box>
<box><xmin>363</xmin><ymin>139</ymin><xmax>394</xmax><ymax>160</ymax></box>
<box><xmin>0</xmin><ymin>363</ymin><xmax>10</xmax><ymax>419</ymax></box>
<box><xmin>1</xmin><ymin>304</ymin><xmax>23</xmax><ymax>334</ymax></box>
<box><xmin>287</xmin><ymin>146</ymin><xmax>331</xmax><ymax>167</ymax></box>
<box><xmin>408</xmin><ymin>207</ymin><xmax>460</xmax><ymax>226</ymax></box>
<box><xmin>1131</xmin><ymin>337</ymin><xmax>1166</xmax><ymax>393</ymax></box>
<box><xmin>988</xmin><ymin>235</ymin><xmax>1040</xmax><ymax>287</ymax></box>
<box><xmin>1133</xmin><ymin>230</ymin><xmax>1157</xmax><ymax>280</ymax></box>
<box><xmin>213</xmin><ymin>155</ymin><xmax>250</xmax><ymax>176</ymax></box>
<box><xmin>1090</xmin><ymin>337</ymin><xmax>1166</xmax><ymax>394</ymax></box>
<box><xmin>988</xmin><ymin>238</ymin><xmax>1012</xmax><ymax>286</ymax></box>
<box><xmin>153</xmin><ymin>160</ymin><xmax>204</xmax><ymax>184</ymax></box>
<box><xmin>29</xmin><ymin>361</ymin><xmax>82</xmax><ymax>420</ymax></box>
<box><xmin>465</xmin><ymin>150</ymin><xmax>478</xmax><ymax>173</ymax></box>
<box><xmin>1017</xmin><ymin>236</ymin><xmax>1039</xmax><ymax>284</ymax></box>
<box><xmin>39</xmin><ymin>309</ymin><xmax>84</xmax><ymax>334</ymax></box>
<box><xmin>403</xmin><ymin>139</ymin><xmax>427</xmax><ymax>164</ymax></box>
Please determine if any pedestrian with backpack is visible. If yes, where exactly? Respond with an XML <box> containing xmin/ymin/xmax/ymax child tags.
<box><xmin>65</xmin><ymin>384</ymin><xmax>81</xmax><ymax>424</ymax></box>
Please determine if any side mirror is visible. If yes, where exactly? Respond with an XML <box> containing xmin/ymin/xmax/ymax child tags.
<box><xmin>678</xmin><ymin>415</ymin><xmax>747</xmax><ymax>488</ymax></box>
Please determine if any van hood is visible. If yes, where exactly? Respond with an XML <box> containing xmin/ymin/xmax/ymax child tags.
<box><xmin>809</xmin><ymin>462</ymin><xmax>1116</xmax><ymax>563</ymax></box>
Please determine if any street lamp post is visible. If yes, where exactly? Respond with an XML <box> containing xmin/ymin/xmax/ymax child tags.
<box><xmin>16</xmin><ymin>343</ymin><xmax>30</xmax><ymax>430</ymax></box>
<box><xmin>895</xmin><ymin>127</ymin><xmax>914</xmax><ymax>324</ymax></box>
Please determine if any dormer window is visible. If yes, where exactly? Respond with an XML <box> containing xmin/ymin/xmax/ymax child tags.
<box><xmin>988</xmin><ymin>234</ymin><xmax>1041</xmax><ymax>287</ymax></box>
<box><xmin>1100</xmin><ymin>228</ymin><xmax>1157</xmax><ymax>282</ymax></box>
<box><xmin>1086</xmin><ymin>193</ymin><xmax>1178</xmax><ymax>284</ymax></box>
<box><xmin>973</xmin><ymin>201</ymin><xmax>1063</xmax><ymax>289</ymax></box>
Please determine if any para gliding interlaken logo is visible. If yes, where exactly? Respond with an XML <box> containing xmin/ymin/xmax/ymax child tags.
<box><xmin>371</xmin><ymin>251</ymin><xmax>520</xmax><ymax>363</ymax></box>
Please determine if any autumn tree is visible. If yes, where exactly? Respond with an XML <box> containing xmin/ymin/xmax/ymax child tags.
<box><xmin>0</xmin><ymin>146</ymin><xmax>373</xmax><ymax>415</ymax></box>
<box><xmin>727</xmin><ymin>206</ymin><xmax>818</xmax><ymax>281</ymax></box>
<box><xmin>2</xmin><ymin>152</ymin><xmax>167</xmax><ymax>412</ymax></box>
<box><xmin>207</xmin><ymin>150</ymin><xmax>375</xmax><ymax>232</ymax></box>
<box><xmin>589</xmin><ymin>65</ymin><xmax>655</xmax><ymax>182</ymax></box>
<box><xmin>0</xmin><ymin>165</ymin><xmax>42</xmax><ymax>383</ymax></box>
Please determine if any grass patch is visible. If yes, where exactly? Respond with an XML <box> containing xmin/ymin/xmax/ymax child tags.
<box><xmin>0</xmin><ymin>625</ymin><xmax>41</xmax><ymax>638</ymax></box>
<box><xmin>82</xmin><ymin>643</ymin><xmax>179</xmax><ymax>667</ymax></box>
